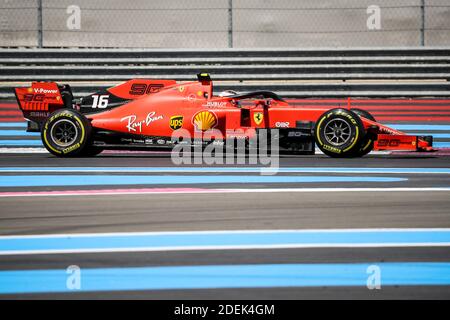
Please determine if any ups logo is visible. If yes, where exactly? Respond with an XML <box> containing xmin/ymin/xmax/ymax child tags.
<box><xmin>169</xmin><ymin>115</ymin><xmax>184</xmax><ymax>130</ymax></box>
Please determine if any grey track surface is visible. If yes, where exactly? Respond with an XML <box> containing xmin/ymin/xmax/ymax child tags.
<box><xmin>1</xmin><ymin>152</ymin><xmax>450</xmax><ymax>299</ymax></box>
<box><xmin>1</xmin><ymin>191</ymin><xmax>450</xmax><ymax>235</ymax></box>
<box><xmin>1</xmin><ymin>152</ymin><xmax>450</xmax><ymax>168</ymax></box>
<box><xmin>5</xmin><ymin>286</ymin><xmax>450</xmax><ymax>300</ymax></box>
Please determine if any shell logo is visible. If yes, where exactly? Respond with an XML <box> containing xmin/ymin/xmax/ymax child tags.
<box><xmin>192</xmin><ymin>111</ymin><xmax>218</xmax><ymax>131</ymax></box>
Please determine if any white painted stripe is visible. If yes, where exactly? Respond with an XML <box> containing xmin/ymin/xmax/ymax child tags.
<box><xmin>0</xmin><ymin>187</ymin><xmax>449</xmax><ymax>198</ymax></box>
<box><xmin>2</xmin><ymin>167</ymin><xmax>448</xmax><ymax>174</ymax></box>
<box><xmin>2</xmin><ymin>228</ymin><xmax>450</xmax><ymax>240</ymax></box>
<box><xmin>0</xmin><ymin>148</ymin><xmax>47</xmax><ymax>153</ymax></box>
<box><xmin>2</xmin><ymin>242</ymin><xmax>450</xmax><ymax>256</ymax></box>
<box><xmin>227</xmin><ymin>187</ymin><xmax>450</xmax><ymax>193</ymax></box>
<box><xmin>0</xmin><ymin>147</ymin><xmax>392</xmax><ymax>155</ymax></box>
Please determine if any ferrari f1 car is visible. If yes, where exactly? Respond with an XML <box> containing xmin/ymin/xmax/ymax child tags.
<box><xmin>14</xmin><ymin>73</ymin><xmax>433</xmax><ymax>157</ymax></box>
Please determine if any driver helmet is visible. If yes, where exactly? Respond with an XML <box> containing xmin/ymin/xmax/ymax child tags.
<box><xmin>218</xmin><ymin>90</ymin><xmax>238</xmax><ymax>97</ymax></box>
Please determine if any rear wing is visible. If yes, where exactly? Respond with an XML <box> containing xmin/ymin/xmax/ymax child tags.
<box><xmin>14</xmin><ymin>82</ymin><xmax>73</xmax><ymax>131</ymax></box>
<box><xmin>15</xmin><ymin>82</ymin><xmax>67</xmax><ymax>111</ymax></box>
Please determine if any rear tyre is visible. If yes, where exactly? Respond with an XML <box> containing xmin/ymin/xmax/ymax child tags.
<box><xmin>350</xmin><ymin>108</ymin><xmax>376</xmax><ymax>157</ymax></box>
<box><xmin>314</xmin><ymin>108</ymin><xmax>365</xmax><ymax>158</ymax></box>
<box><xmin>41</xmin><ymin>109</ymin><xmax>92</xmax><ymax>157</ymax></box>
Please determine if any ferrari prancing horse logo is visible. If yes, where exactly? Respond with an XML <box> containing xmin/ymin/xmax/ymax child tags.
<box><xmin>253</xmin><ymin>112</ymin><xmax>264</xmax><ymax>125</ymax></box>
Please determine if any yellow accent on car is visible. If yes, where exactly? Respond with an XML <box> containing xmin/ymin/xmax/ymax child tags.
<box><xmin>43</xmin><ymin>112</ymin><xmax>86</xmax><ymax>155</ymax></box>
<box><xmin>253</xmin><ymin>112</ymin><xmax>264</xmax><ymax>125</ymax></box>
<box><xmin>343</xmin><ymin>126</ymin><xmax>359</xmax><ymax>152</ymax></box>
<box><xmin>193</xmin><ymin>111</ymin><xmax>217</xmax><ymax>131</ymax></box>
<box><xmin>43</xmin><ymin>126</ymin><xmax>61</xmax><ymax>154</ymax></box>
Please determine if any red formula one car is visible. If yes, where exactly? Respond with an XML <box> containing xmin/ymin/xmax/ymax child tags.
<box><xmin>14</xmin><ymin>73</ymin><xmax>433</xmax><ymax>157</ymax></box>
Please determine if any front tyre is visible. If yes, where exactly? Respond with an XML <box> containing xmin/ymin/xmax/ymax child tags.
<box><xmin>350</xmin><ymin>108</ymin><xmax>376</xmax><ymax>157</ymax></box>
<box><xmin>314</xmin><ymin>108</ymin><xmax>365</xmax><ymax>158</ymax></box>
<box><xmin>41</xmin><ymin>109</ymin><xmax>92</xmax><ymax>157</ymax></box>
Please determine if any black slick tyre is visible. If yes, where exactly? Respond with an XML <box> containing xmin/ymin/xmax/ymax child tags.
<box><xmin>314</xmin><ymin>108</ymin><xmax>365</xmax><ymax>158</ymax></box>
<box><xmin>41</xmin><ymin>109</ymin><xmax>92</xmax><ymax>157</ymax></box>
<box><xmin>350</xmin><ymin>108</ymin><xmax>376</xmax><ymax>157</ymax></box>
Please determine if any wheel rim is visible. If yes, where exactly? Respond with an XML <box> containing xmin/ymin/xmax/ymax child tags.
<box><xmin>50</xmin><ymin>119</ymin><xmax>79</xmax><ymax>147</ymax></box>
<box><xmin>323</xmin><ymin>118</ymin><xmax>352</xmax><ymax>146</ymax></box>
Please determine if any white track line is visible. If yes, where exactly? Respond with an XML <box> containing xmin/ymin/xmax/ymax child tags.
<box><xmin>1</xmin><ymin>227</ymin><xmax>449</xmax><ymax>239</ymax></box>
<box><xmin>0</xmin><ymin>148</ymin><xmax>47</xmax><ymax>153</ymax></box>
<box><xmin>2</xmin><ymin>243</ymin><xmax>450</xmax><ymax>256</ymax></box>
<box><xmin>0</xmin><ymin>187</ymin><xmax>449</xmax><ymax>197</ymax></box>
<box><xmin>1</xmin><ymin>168</ymin><xmax>449</xmax><ymax>174</ymax></box>
<box><xmin>0</xmin><ymin>147</ymin><xmax>393</xmax><ymax>155</ymax></box>
<box><xmin>2</xmin><ymin>228</ymin><xmax>450</xmax><ymax>254</ymax></box>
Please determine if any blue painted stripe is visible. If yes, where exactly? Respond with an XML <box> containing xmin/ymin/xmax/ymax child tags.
<box><xmin>410</xmin><ymin>133</ymin><xmax>450</xmax><ymax>139</ymax></box>
<box><xmin>0</xmin><ymin>167</ymin><xmax>448</xmax><ymax>174</ymax></box>
<box><xmin>1</xmin><ymin>262</ymin><xmax>449</xmax><ymax>294</ymax></box>
<box><xmin>0</xmin><ymin>175</ymin><xmax>406</xmax><ymax>187</ymax></box>
<box><xmin>0</xmin><ymin>130</ymin><xmax>39</xmax><ymax>136</ymax></box>
<box><xmin>0</xmin><ymin>123</ymin><xmax>449</xmax><ymax>147</ymax></box>
<box><xmin>386</xmin><ymin>124</ymin><xmax>450</xmax><ymax>131</ymax></box>
<box><xmin>0</xmin><ymin>230</ymin><xmax>449</xmax><ymax>254</ymax></box>
<box><xmin>0</xmin><ymin>140</ymin><xmax>42</xmax><ymax>146</ymax></box>
<box><xmin>0</xmin><ymin>122</ymin><xmax>26</xmax><ymax>128</ymax></box>
<box><xmin>434</xmin><ymin>142</ymin><xmax>450</xmax><ymax>147</ymax></box>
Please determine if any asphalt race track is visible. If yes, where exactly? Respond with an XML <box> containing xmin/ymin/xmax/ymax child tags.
<box><xmin>0</xmin><ymin>152</ymin><xmax>450</xmax><ymax>299</ymax></box>
<box><xmin>1</xmin><ymin>98</ymin><xmax>450</xmax><ymax>300</ymax></box>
